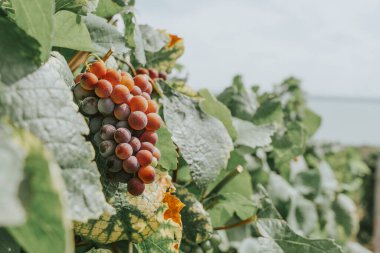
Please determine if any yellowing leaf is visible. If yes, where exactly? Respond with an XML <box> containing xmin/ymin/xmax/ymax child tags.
<box><xmin>163</xmin><ymin>192</ymin><xmax>185</xmax><ymax>227</ymax></box>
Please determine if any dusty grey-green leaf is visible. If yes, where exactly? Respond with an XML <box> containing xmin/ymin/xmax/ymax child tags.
<box><xmin>52</xmin><ymin>10</ymin><xmax>94</xmax><ymax>51</ymax></box>
<box><xmin>56</xmin><ymin>0</ymin><xmax>99</xmax><ymax>14</ymax></box>
<box><xmin>0</xmin><ymin>52</ymin><xmax>112</xmax><ymax>221</ymax></box>
<box><xmin>239</xmin><ymin>237</ymin><xmax>283</xmax><ymax>253</ymax></box>
<box><xmin>139</xmin><ymin>24</ymin><xmax>169</xmax><ymax>52</ymax></box>
<box><xmin>162</xmin><ymin>91</ymin><xmax>233</xmax><ymax>187</ymax></box>
<box><xmin>10</xmin><ymin>0</ymin><xmax>54</xmax><ymax>61</ymax></box>
<box><xmin>233</xmin><ymin>117</ymin><xmax>275</xmax><ymax>149</ymax></box>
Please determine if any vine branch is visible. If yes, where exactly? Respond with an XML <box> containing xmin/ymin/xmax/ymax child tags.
<box><xmin>214</xmin><ymin>215</ymin><xmax>257</xmax><ymax>231</ymax></box>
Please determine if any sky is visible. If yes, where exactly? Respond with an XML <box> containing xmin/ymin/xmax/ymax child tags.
<box><xmin>135</xmin><ymin>0</ymin><xmax>380</xmax><ymax>98</ymax></box>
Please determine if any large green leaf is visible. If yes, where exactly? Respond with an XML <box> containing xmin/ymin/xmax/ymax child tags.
<box><xmin>161</xmin><ymin>88</ymin><xmax>233</xmax><ymax>187</ymax></box>
<box><xmin>252</xmin><ymin>100</ymin><xmax>284</xmax><ymax>126</ymax></box>
<box><xmin>302</xmin><ymin>108</ymin><xmax>321</xmax><ymax>137</ymax></box>
<box><xmin>52</xmin><ymin>11</ymin><xmax>94</xmax><ymax>51</ymax></box>
<box><xmin>0</xmin><ymin>16</ymin><xmax>41</xmax><ymax>85</ymax></box>
<box><xmin>199</xmin><ymin>89</ymin><xmax>237</xmax><ymax>140</ymax></box>
<box><xmin>331</xmin><ymin>194</ymin><xmax>358</xmax><ymax>242</ymax></box>
<box><xmin>95</xmin><ymin>0</ymin><xmax>124</xmax><ymax>18</ymax></box>
<box><xmin>7</xmin><ymin>129</ymin><xmax>73</xmax><ymax>253</ymax></box>
<box><xmin>0</xmin><ymin>229</ymin><xmax>20</xmax><ymax>253</ymax></box>
<box><xmin>122</xmin><ymin>11</ymin><xmax>146</xmax><ymax>65</ymax></box>
<box><xmin>217</xmin><ymin>75</ymin><xmax>257</xmax><ymax>121</ymax></box>
<box><xmin>156</xmin><ymin>125</ymin><xmax>178</xmax><ymax>171</ymax></box>
<box><xmin>0</xmin><ymin>52</ymin><xmax>112</xmax><ymax>221</ymax></box>
<box><xmin>0</xmin><ymin>122</ymin><xmax>27</xmax><ymax>226</ymax></box>
<box><xmin>207</xmin><ymin>193</ymin><xmax>256</xmax><ymax>227</ymax></box>
<box><xmin>10</xmin><ymin>0</ymin><xmax>54</xmax><ymax>61</ymax></box>
<box><xmin>255</xmin><ymin>186</ymin><xmax>343</xmax><ymax>253</ymax></box>
<box><xmin>84</xmin><ymin>14</ymin><xmax>129</xmax><ymax>55</ymax></box>
<box><xmin>233</xmin><ymin>117</ymin><xmax>275</xmax><ymax>149</ymax></box>
<box><xmin>56</xmin><ymin>0</ymin><xmax>99</xmax><ymax>14</ymax></box>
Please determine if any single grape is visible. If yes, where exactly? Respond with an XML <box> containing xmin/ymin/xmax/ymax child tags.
<box><xmin>93</xmin><ymin>131</ymin><xmax>102</xmax><ymax>147</ymax></box>
<box><xmin>73</xmin><ymin>84</ymin><xmax>95</xmax><ymax>101</ymax></box>
<box><xmin>148</xmin><ymin>68</ymin><xmax>159</xmax><ymax>79</ymax></box>
<box><xmin>123</xmin><ymin>156</ymin><xmax>140</xmax><ymax>173</ymax></box>
<box><xmin>74</xmin><ymin>73</ymin><xmax>83</xmax><ymax>84</ymax></box>
<box><xmin>151</xmin><ymin>157</ymin><xmax>158</xmax><ymax>167</ymax></box>
<box><xmin>99</xmin><ymin>140</ymin><xmax>116</xmax><ymax>157</ymax></box>
<box><xmin>114</xmin><ymin>128</ymin><xmax>132</xmax><ymax>143</ymax></box>
<box><xmin>105</xmin><ymin>69</ymin><xmax>121</xmax><ymax>86</ymax></box>
<box><xmin>137</xmin><ymin>165</ymin><xmax>155</xmax><ymax>184</ymax></box>
<box><xmin>130</xmin><ymin>85</ymin><xmax>142</xmax><ymax>96</ymax></box>
<box><xmin>146</xmin><ymin>100</ymin><xmax>158</xmax><ymax>114</ymax></box>
<box><xmin>100</xmin><ymin>124</ymin><xmax>116</xmax><ymax>140</ymax></box>
<box><xmin>102</xmin><ymin>116</ymin><xmax>117</xmax><ymax>126</ymax></box>
<box><xmin>128</xmin><ymin>111</ymin><xmax>148</xmax><ymax>130</ymax></box>
<box><xmin>136</xmin><ymin>68</ymin><xmax>149</xmax><ymax>75</ymax></box>
<box><xmin>134</xmin><ymin>74</ymin><xmax>149</xmax><ymax>91</ymax></box>
<box><xmin>80</xmin><ymin>97</ymin><xmax>98</xmax><ymax>115</ymax></box>
<box><xmin>201</xmin><ymin>241</ymin><xmax>212</xmax><ymax>251</ymax></box>
<box><xmin>146</xmin><ymin>113</ymin><xmax>162</xmax><ymax>131</ymax></box>
<box><xmin>126</xmin><ymin>94</ymin><xmax>133</xmax><ymax>104</ymax></box>
<box><xmin>89</xmin><ymin>60</ymin><xmax>107</xmax><ymax>78</ymax></box>
<box><xmin>116</xmin><ymin>120</ymin><xmax>129</xmax><ymax>129</ymax></box>
<box><xmin>142</xmin><ymin>92</ymin><xmax>151</xmax><ymax>100</ymax></box>
<box><xmin>95</xmin><ymin>79</ymin><xmax>113</xmax><ymax>98</ymax></box>
<box><xmin>120</xmin><ymin>72</ymin><xmax>135</xmax><ymax>90</ymax></box>
<box><xmin>111</xmin><ymin>85</ymin><xmax>130</xmax><ymax>104</ymax></box>
<box><xmin>80</xmin><ymin>72</ymin><xmax>98</xmax><ymax>90</ymax></box>
<box><xmin>140</xmin><ymin>142</ymin><xmax>155</xmax><ymax>153</ymax></box>
<box><xmin>159</xmin><ymin>71</ymin><xmax>167</xmax><ymax>80</ymax></box>
<box><xmin>130</xmin><ymin>95</ymin><xmax>148</xmax><ymax>112</ymax></box>
<box><xmin>89</xmin><ymin>116</ymin><xmax>103</xmax><ymax>134</ymax></box>
<box><xmin>98</xmin><ymin>98</ymin><xmax>115</xmax><ymax>115</ymax></box>
<box><xmin>129</xmin><ymin>137</ymin><xmax>141</xmax><ymax>153</ymax></box>
<box><xmin>114</xmin><ymin>103</ymin><xmax>131</xmax><ymax>120</ymax></box>
<box><xmin>145</xmin><ymin>82</ymin><xmax>153</xmax><ymax>94</ymax></box>
<box><xmin>127</xmin><ymin>177</ymin><xmax>145</xmax><ymax>196</ymax></box>
<box><xmin>136</xmin><ymin>150</ymin><xmax>153</xmax><ymax>167</ymax></box>
<box><xmin>106</xmin><ymin>155</ymin><xmax>123</xmax><ymax>172</ymax></box>
<box><xmin>115</xmin><ymin>143</ymin><xmax>133</xmax><ymax>160</ymax></box>
<box><xmin>152</xmin><ymin>147</ymin><xmax>161</xmax><ymax>160</ymax></box>
<box><xmin>140</xmin><ymin>131</ymin><xmax>158</xmax><ymax>145</ymax></box>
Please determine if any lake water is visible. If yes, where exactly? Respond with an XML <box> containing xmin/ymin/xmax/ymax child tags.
<box><xmin>308</xmin><ymin>97</ymin><xmax>380</xmax><ymax>147</ymax></box>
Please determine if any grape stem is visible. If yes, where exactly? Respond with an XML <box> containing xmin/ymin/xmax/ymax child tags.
<box><xmin>202</xmin><ymin>165</ymin><xmax>244</xmax><ymax>200</ymax></box>
<box><xmin>68</xmin><ymin>51</ymin><xmax>90</xmax><ymax>72</ymax></box>
<box><xmin>213</xmin><ymin>215</ymin><xmax>257</xmax><ymax>231</ymax></box>
<box><xmin>172</xmin><ymin>169</ymin><xmax>178</xmax><ymax>183</ymax></box>
<box><xmin>113</xmin><ymin>56</ymin><xmax>136</xmax><ymax>76</ymax></box>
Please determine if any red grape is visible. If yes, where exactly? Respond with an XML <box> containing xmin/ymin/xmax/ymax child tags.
<box><xmin>134</xmin><ymin>74</ymin><xmax>149</xmax><ymax>91</ymax></box>
<box><xmin>106</xmin><ymin>155</ymin><xmax>123</xmax><ymax>172</ymax></box>
<box><xmin>129</xmin><ymin>137</ymin><xmax>141</xmax><ymax>153</ymax></box>
<box><xmin>140</xmin><ymin>131</ymin><xmax>158</xmax><ymax>145</ymax></box>
<box><xmin>136</xmin><ymin>68</ymin><xmax>149</xmax><ymax>75</ymax></box>
<box><xmin>89</xmin><ymin>61</ymin><xmax>107</xmax><ymax>78</ymax></box>
<box><xmin>80</xmin><ymin>72</ymin><xmax>98</xmax><ymax>90</ymax></box>
<box><xmin>128</xmin><ymin>111</ymin><xmax>147</xmax><ymax>130</ymax></box>
<box><xmin>120</xmin><ymin>72</ymin><xmax>135</xmax><ymax>90</ymax></box>
<box><xmin>130</xmin><ymin>86</ymin><xmax>142</xmax><ymax>96</ymax></box>
<box><xmin>142</xmin><ymin>92</ymin><xmax>151</xmax><ymax>100</ymax></box>
<box><xmin>99</xmin><ymin>140</ymin><xmax>116</xmax><ymax>157</ymax></box>
<box><xmin>145</xmin><ymin>83</ymin><xmax>153</xmax><ymax>94</ymax></box>
<box><xmin>105</xmin><ymin>69</ymin><xmax>121</xmax><ymax>86</ymax></box>
<box><xmin>159</xmin><ymin>71</ymin><xmax>167</xmax><ymax>80</ymax></box>
<box><xmin>115</xmin><ymin>143</ymin><xmax>133</xmax><ymax>160</ymax></box>
<box><xmin>95</xmin><ymin>79</ymin><xmax>113</xmax><ymax>98</ymax></box>
<box><xmin>100</xmin><ymin>124</ymin><xmax>116</xmax><ymax>140</ymax></box>
<box><xmin>130</xmin><ymin>96</ymin><xmax>148</xmax><ymax>112</ymax></box>
<box><xmin>148</xmin><ymin>68</ymin><xmax>159</xmax><ymax>80</ymax></box>
<box><xmin>114</xmin><ymin>103</ymin><xmax>131</xmax><ymax>120</ymax></box>
<box><xmin>111</xmin><ymin>85</ymin><xmax>130</xmax><ymax>104</ymax></box>
<box><xmin>136</xmin><ymin>150</ymin><xmax>153</xmax><ymax>167</ymax></box>
<box><xmin>127</xmin><ymin>177</ymin><xmax>145</xmax><ymax>196</ymax></box>
<box><xmin>75</xmin><ymin>73</ymin><xmax>83</xmax><ymax>84</ymax></box>
<box><xmin>146</xmin><ymin>113</ymin><xmax>162</xmax><ymax>131</ymax></box>
<box><xmin>140</xmin><ymin>142</ymin><xmax>155</xmax><ymax>153</ymax></box>
<box><xmin>114</xmin><ymin>128</ymin><xmax>131</xmax><ymax>143</ymax></box>
<box><xmin>98</xmin><ymin>98</ymin><xmax>115</xmax><ymax>115</ymax></box>
<box><xmin>146</xmin><ymin>100</ymin><xmax>158</xmax><ymax>114</ymax></box>
<box><xmin>123</xmin><ymin>156</ymin><xmax>140</xmax><ymax>173</ymax></box>
<box><xmin>152</xmin><ymin>147</ymin><xmax>161</xmax><ymax>160</ymax></box>
<box><xmin>138</xmin><ymin>165</ymin><xmax>156</xmax><ymax>184</ymax></box>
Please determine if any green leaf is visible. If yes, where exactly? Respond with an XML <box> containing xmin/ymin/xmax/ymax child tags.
<box><xmin>217</xmin><ymin>75</ymin><xmax>257</xmax><ymax>121</ymax></box>
<box><xmin>292</xmin><ymin>169</ymin><xmax>320</xmax><ymax>196</ymax></box>
<box><xmin>156</xmin><ymin>125</ymin><xmax>178</xmax><ymax>171</ymax></box>
<box><xmin>175</xmin><ymin>187</ymin><xmax>213</xmax><ymax>244</ymax></box>
<box><xmin>287</xmin><ymin>195</ymin><xmax>318</xmax><ymax>236</ymax></box>
<box><xmin>10</xmin><ymin>0</ymin><xmax>54</xmax><ymax>61</ymax></box>
<box><xmin>0</xmin><ymin>229</ymin><xmax>20</xmax><ymax>253</ymax></box>
<box><xmin>331</xmin><ymin>194</ymin><xmax>358</xmax><ymax>242</ymax></box>
<box><xmin>303</xmin><ymin>108</ymin><xmax>321</xmax><ymax>136</ymax></box>
<box><xmin>0</xmin><ymin>122</ymin><xmax>27</xmax><ymax>226</ymax></box>
<box><xmin>7</xmin><ymin>129</ymin><xmax>73</xmax><ymax>253</ymax></box>
<box><xmin>140</xmin><ymin>25</ymin><xmax>169</xmax><ymax>53</ymax></box>
<box><xmin>252</xmin><ymin>100</ymin><xmax>284</xmax><ymax>126</ymax></box>
<box><xmin>52</xmin><ymin>11</ymin><xmax>94</xmax><ymax>51</ymax></box>
<box><xmin>0</xmin><ymin>16</ymin><xmax>41</xmax><ymax>85</ymax></box>
<box><xmin>161</xmin><ymin>88</ymin><xmax>233</xmax><ymax>187</ymax></box>
<box><xmin>95</xmin><ymin>0</ymin><xmax>124</xmax><ymax>18</ymax></box>
<box><xmin>207</xmin><ymin>193</ymin><xmax>256</xmax><ymax>227</ymax></box>
<box><xmin>0</xmin><ymin>52</ymin><xmax>112</xmax><ymax>222</ymax></box>
<box><xmin>233</xmin><ymin>117</ymin><xmax>275</xmax><ymax>149</ymax></box>
<box><xmin>84</xmin><ymin>14</ymin><xmax>129</xmax><ymax>55</ymax></box>
<box><xmin>199</xmin><ymin>89</ymin><xmax>237</xmax><ymax>140</ymax></box>
<box><xmin>56</xmin><ymin>0</ymin><xmax>99</xmax><ymax>15</ymax></box>
<box><xmin>255</xmin><ymin>186</ymin><xmax>343</xmax><ymax>253</ymax></box>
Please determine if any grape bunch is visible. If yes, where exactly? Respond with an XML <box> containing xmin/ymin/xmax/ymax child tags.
<box><xmin>73</xmin><ymin>60</ymin><xmax>163</xmax><ymax>196</ymax></box>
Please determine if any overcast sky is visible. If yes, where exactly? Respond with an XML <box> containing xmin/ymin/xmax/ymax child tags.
<box><xmin>136</xmin><ymin>0</ymin><xmax>380</xmax><ymax>98</ymax></box>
